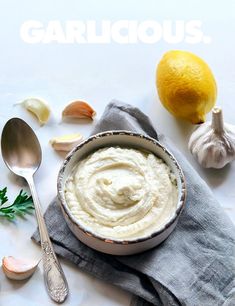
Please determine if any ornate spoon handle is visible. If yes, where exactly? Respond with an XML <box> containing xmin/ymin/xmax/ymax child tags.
<box><xmin>27</xmin><ymin>176</ymin><xmax>69</xmax><ymax>303</ymax></box>
<box><xmin>41</xmin><ymin>239</ymin><xmax>68</xmax><ymax>303</ymax></box>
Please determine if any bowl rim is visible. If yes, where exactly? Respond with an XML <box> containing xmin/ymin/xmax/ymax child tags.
<box><xmin>57</xmin><ymin>130</ymin><xmax>186</xmax><ymax>245</ymax></box>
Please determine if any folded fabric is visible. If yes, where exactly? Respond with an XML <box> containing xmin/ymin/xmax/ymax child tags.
<box><xmin>32</xmin><ymin>100</ymin><xmax>235</xmax><ymax>306</ymax></box>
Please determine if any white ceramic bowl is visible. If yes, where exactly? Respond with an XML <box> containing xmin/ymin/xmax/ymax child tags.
<box><xmin>57</xmin><ymin>131</ymin><xmax>186</xmax><ymax>255</ymax></box>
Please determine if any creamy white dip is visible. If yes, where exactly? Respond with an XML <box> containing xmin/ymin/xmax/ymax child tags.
<box><xmin>64</xmin><ymin>147</ymin><xmax>178</xmax><ymax>240</ymax></box>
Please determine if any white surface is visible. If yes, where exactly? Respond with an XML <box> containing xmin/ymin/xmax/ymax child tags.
<box><xmin>0</xmin><ymin>1</ymin><xmax>235</xmax><ymax>305</ymax></box>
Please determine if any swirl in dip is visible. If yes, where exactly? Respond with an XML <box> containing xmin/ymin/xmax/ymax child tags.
<box><xmin>64</xmin><ymin>147</ymin><xmax>178</xmax><ymax>240</ymax></box>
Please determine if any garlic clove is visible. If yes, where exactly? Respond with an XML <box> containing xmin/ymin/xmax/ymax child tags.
<box><xmin>2</xmin><ymin>256</ymin><xmax>39</xmax><ymax>280</ymax></box>
<box><xmin>50</xmin><ymin>133</ymin><xmax>83</xmax><ymax>152</ymax></box>
<box><xmin>62</xmin><ymin>101</ymin><xmax>96</xmax><ymax>120</ymax></box>
<box><xmin>21</xmin><ymin>97</ymin><xmax>51</xmax><ymax>124</ymax></box>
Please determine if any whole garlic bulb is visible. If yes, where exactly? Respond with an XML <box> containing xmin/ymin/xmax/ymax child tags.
<box><xmin>188</xmin><ymin>107</ymin><xmax>235</xmax><ymax>168</ymax></box>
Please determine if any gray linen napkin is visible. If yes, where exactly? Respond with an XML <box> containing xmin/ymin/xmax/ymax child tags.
<box><xmin>32</xmin><ymin>100</ymin><xmax>235</xmax><ymax>306</ymax></box>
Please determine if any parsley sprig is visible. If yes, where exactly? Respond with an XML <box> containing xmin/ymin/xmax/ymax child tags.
<box><xmin>0</xmin><ymin>187</ymin><xmax>34</xmax><ymax>220</ymax></box>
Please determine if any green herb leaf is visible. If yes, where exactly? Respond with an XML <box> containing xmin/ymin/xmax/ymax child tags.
<box><xmin>0</xmin><ymin>187</ymin><xmax>8</xmax><ymax>206</ymax></box>
<box><xmin>0</xmin><ymin>187</ymin><xmax>34</xmax><ymax>220</ymax></box>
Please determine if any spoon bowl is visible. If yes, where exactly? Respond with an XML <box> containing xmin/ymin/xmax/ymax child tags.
<box><xmin>1</xmin><ymin>118</ymin><xmax>41</xmax><ymax>177</ymax></box>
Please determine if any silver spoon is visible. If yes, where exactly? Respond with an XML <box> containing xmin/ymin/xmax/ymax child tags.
<box><xmin>1</xmin><ymin>118</ymin><xmax>69</xmax><ymax>303</ymax></box>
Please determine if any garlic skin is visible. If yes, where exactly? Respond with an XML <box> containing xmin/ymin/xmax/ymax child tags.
<box><xmin>62</xmin><ymin>101</ymin><xmax>96</xmax><ymax>120</ymax></box>
<box><xmin>21</xmin><ymin>98</ymin><xmax>50</xmax><ymax>124</ymax></box>
<box><xmin>2</xmin><ymin>256</ymin><xmax>39</xmax><ymax>280</ymax></box>
<box><xmin>188</xmin><ymin>107</ymin><xmax>235</xmax><ymax>168</ymax></box>
<box><xmin>50</xmin><ymin>133</ymin><xmax>83</xmax><ymax>152</ymax></box>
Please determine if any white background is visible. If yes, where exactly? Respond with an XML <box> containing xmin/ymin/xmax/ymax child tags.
<box><xmin>0</xmin><ymin>1</ymin><xmax>235</xmax><ymax>305</ymax></box>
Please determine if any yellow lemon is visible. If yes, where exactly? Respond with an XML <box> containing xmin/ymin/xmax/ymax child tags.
<box><xmin>156</xmin><ymin>50</ymin><xmax>217</xmax><ymax>124</ymax></box>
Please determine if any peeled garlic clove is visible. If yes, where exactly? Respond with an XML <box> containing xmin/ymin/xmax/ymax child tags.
<box><xmin>50</xmin><ymin>133</ymin><xmax>83</xmax><ymax>152</ymax></box>
<box><xmin>21</xmin><ymin>98</ymin><xmax>50</xmax><ymax>124</ymax></box>
<box><xmin>62</xmin><ymin>101</ymin><xmax>96</xmax><ymax>120</ymax></box>
<box><xmin>2</xmin><ymin>256</ymin><xmax>39</xmax><ymax>280</ymax></box>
